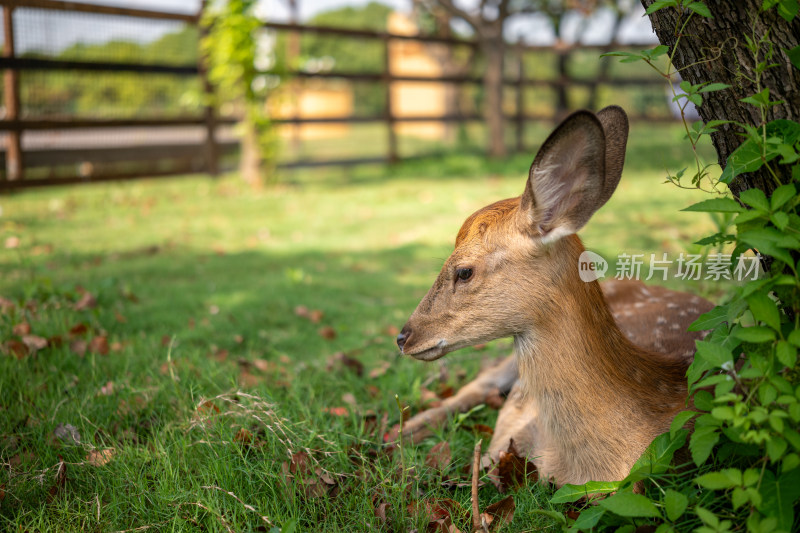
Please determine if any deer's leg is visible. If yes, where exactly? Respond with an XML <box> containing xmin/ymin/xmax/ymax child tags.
<box><xmin>389</xmin><ymin>355</ymin><xmax>518</xmax><ymax>443</ymax></box>
<box><xmin>487</xmin><ymin>380</ymin><xmax>538</xmax><ymax>461</ymax></box>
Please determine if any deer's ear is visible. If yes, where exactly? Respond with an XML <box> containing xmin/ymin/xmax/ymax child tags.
<box><xmin>595</xmin><ymin>105</ymin><xmax>629</xmax><ymax>207</ymax></box>
<box><xmin>519</xmin><ymin>110</ymin><xmax>607</xmax><ymax>244</ymax></box>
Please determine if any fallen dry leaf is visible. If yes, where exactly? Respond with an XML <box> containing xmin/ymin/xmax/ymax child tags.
<box><xmin>22</xmin><ymin>335</ymin><xmax>48</xmax><ymax>352</ymax></box>
<box><xmin>12</xmin><ymin>322</ymin><xmax>31</xmax><ymax>336</ymax></box>
<box><xmin>70</xmin><ymin>339</ymin><xmax>88</xmax><ymax>357</ymax></box>
<box><xmin>294</xmin><ymin>305</ymin><xmax>309</xmax><ymax>318</ymax></box>
<box><xmin>374</xmin><ymin>501</ymin><xmax>389</xmax><ymax>524</ymax></box>
<box><xmin>318</xmin><ymin>326</ymin><xmax>337</xmax><ymax>340</ymax></box>
<box><xmin>322</xmin><ymin>406</ymin><xmax>349</xmax><ymax>417</ymax></box>
<box><xmin>234</xmin><ymin>428</ymin><xmax>252</xmax><ymax>445</ymax></box>
<box><xmin>425</xmin><ymin>441</ymin><xmax>452</xmax><ymax>473</ymax></box>
<box><xmin>384</xmin><ymin>324</ymin><xmax>400</xmax><ymax>337</ymax></box>
<box><xmin>0</xmin><ymin>296</ymin><xmax>15</xmax><ymax>315</ymax></box>
<box><xmin>481</xmin><ymin>495</ymin><xmax>515</xmax><ymax>531</ymax></box>
<box><xmin>4</xmin><ymin>236</ymin><xmax>20</xmax><ymax>249</ymax></box>
<box><xmin>342</xmin><ymin>392</ymin><xmax>358</xmax><ymax>407</ymax></box>
<box><xmin>89</xmin><ymin>336</ymin><xmax>109</xmax><ymax>355</ymax></box>
<box><xmin>47</xmin><ymin>457</ymin><xmax>67</xmax><ymax>501</ymax></box>
<box><xmin>99</xmin><ymin>381</ymin><xmax>114</xmax><ymax>396</ymax></box>
<box><xmin>114</xmin><ymin>310</ymin><xmax>127</xmax><ymax>323</ymax></box>
<box><xmin>69</xmin><ymin>323</ymin><xmax>89</xmax><ymax>337</ymax></box>
<box><xmin>73</xmin><ymin>292</ymin><xmax>97</xmax><ymax>311</ymax></box>
<box><xmin>2</xmin><ymin>340</ymin><xmax>28</xmax><ymax>359</ymax></box>
<box><xmin>326</xmin><ymin>352</ymin><xmax>364</xmax><ymax>377</ymax></box>
<box><xmin>369</xmin><ymin>361</ymin><xmax>391</xmax><ymax>379</ymax></box>
<box><xmin>489</xmin><ymin>439</ymin><xmax>538</xmax><ymax>493</ymax></box>
<box><xmin>309</xmin><ymin>310</ymin><xmax>324</xmax><ymax>323</ymax></box>
<box><xmin>86</xmin><ymin>448</ymin><xmax>115</xmax><ymax>466</ymax></box>
<box><xmin>196</xmin><ymin>401</ymin><xmax>220</xmax><ymax>415</ymax></box>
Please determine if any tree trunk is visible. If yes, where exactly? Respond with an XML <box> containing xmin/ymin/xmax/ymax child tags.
<box><xmin>641</xmin><ymin>0</ymin><xmax>800</xmax><ymax>198</ymax></box>
<box><xmin>483</xmin><ymin>36</ymin><xmax>507</xmax><ymax>158</ymax></box>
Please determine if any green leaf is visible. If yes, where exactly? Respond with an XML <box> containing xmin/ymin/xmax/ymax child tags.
<box><xmin>688</xmin><ymin>306</ymin><xmax>729</xmax><ymax>331</ymax></box>
<box><xmin>599</xmin><ymin>492</ymin><xmax>661</xmax><ymax>518</ymax></box>
<box><xmin>686</xmin><ymin>1</ymin><xmax>713</xmax><ymax>17</ymax></box>
<box><xmin>740</xmin><ymin>188</ymin><xmax>770</xmax><ymax>212</ymax></box>
<box><xmin>663</xmin><ymin>489</ymin><xmax>688</xmax><ymax>521</ymax></box>
<box><xmin>734</xmin><ymin>326</ymin><xmax>776</xmax><ymax>343</ymax></box>
<box><xmin>787</xmin><ymin>45</ymin><xmax>800</xmax><ymax>71</ymax></box>
<box><xmin>695</xmin><ymin>340</ymin><xmax>734</xmax><ymax>368</ymax></box>
<box><xmin>732</xmin><ymin>487</ymin><xmax>749</xmax><ymax>509</ymax></box>
<box><xmin>697</xmin><ymin>82</ymin><xmax>729</xmax><ymax>93</ymax></box>
<box><xmin>777</xmin><ymin>341</ymin><xmax>797</xmax><ymax>367</ymax></box>
<box><xmin>530</xmin><ymin>509</ymin><xmax>567</xmax><ymax>524</ymax></box>
<box><xmin>767</xmin><ymin>436</ymin><xmax>788</xmax><ymax>462</ymax></box>
<box><xmin>770</xmin><ymin>183</ymin><xmax>796</xmax><ymax>210</ymax></box>
<box><xmin>788</xmin><ymin>329</ymin><xmax>800</xmax><ymax>347</ymax></box>
<box><xmin>690</xmin><ymin>426</ymin><xmax>720</xmax><ymax>466</ymax></box>
<box><xmin>695</xmin><ymin>472</ymin><xmax>734</xmax><ymax>490</ymax></box>
<box><xmin>740</xmin><ymin>88</ymin><xmax>771</xmax><ymax>107</ymax></box>
<box><xmin>682</xmin><ymin>197</ymin><xmax>743</xmax><ymax>213</ymax></box>
<box><xmin>670</xmin><ymin>411</ymin><xmax>698</xmax><ymax>437</ymax></box>
<box><xmin>777</xmin><ymin>0</ymin><xmax>800</xmax><ymax>21</ymax></box>
<box><xmin>695</xmin><ymin>505</ymin><xmax>719</xmax><ymax>528</ymax></box>
<box><xmin>747</xmin><ymin>292</ymin><xmax>781</xmax><ymax>330</ymax></box>
<box><xmin>771</xmin><ymin>211</ymin><xmax>790</xmax><ymax>230</ymax></box>
<box><xmin>550</xmin><ymin>480</ymin><xmax>620</xmax><ymax>503</ymax></box>
<box><xmin>572</xmin><ymin>506</ymin><xmax>605</xmax><ymax>529</ymax></box>
<box><xmin>645</xmin><ymin>0</ymin><xmax>678</xmax><ymax>14</ymax></box>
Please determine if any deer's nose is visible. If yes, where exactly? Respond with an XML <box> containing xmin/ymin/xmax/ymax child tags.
<box><xmin>396</xmin><ymin>326</ymin><xmax>411</xmax><ymax>351</ymax></box>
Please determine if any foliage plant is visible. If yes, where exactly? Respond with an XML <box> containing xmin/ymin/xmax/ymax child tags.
<box><xmin>546</xmin><ymin>1</ymin><xmax>800</xmax><ymax>532</ymax></box>
<box><xmin>201</xmin><ymin>0</ymin><xmax>279</xmax><ymax>184</ymax></box>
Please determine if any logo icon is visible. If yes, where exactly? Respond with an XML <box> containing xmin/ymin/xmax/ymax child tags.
<box><xmin>578</xmin><ymin>250</ymin><xmax>608</xmax><ymax>282</ymax></box>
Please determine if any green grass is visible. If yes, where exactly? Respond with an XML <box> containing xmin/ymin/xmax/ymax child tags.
<box><xmin>0</xmin><ymin>123</ymin><xmax>723</xmax><ymax>531</ymax></box>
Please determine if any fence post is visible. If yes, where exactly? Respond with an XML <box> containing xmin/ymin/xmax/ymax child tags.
<box><xmin>515</xmin><ymin>39</ymin><xmax>524</xmax><ymax>153</ymax></box>
<box><xmin>3</xmin><ymin>6</ymin><xmax>23</xmax><ymax>181</ymax></box>
<box><xmin>197</xmin><ymin>0</ymin><xmax>219</xmax><ymax>177</ymax></box>
<box><xmin>382</xmin><ymin>35</ymin><xmax>398</xmax><ymax>164</ymax></box>
<box><xmin>554</xmin><ymin>47</ymin><xmax>570</xmax><ymax>122</ymax></box>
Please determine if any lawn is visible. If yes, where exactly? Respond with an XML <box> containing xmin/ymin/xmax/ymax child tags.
<box><xmin>0</xmin><ymin>123</ymin><xmax>723</xmax><ymax>532</ymax></box>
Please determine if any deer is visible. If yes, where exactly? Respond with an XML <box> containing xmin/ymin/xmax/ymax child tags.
<box><xmin>394</xmin><ymin>106</ymin><xmax>714</xmax><ymax>485</ymax></box>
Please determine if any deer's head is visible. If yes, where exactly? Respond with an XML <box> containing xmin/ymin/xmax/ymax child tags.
<box><xmin>396</xmin><ymin>106</ymin><xmax>629</xmax><ymax>361</ymax></box>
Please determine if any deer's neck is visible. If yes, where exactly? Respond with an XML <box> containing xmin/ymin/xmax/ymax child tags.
<box><xmin>514</xmin><ymin>236</ymin><xmax>688</xmax><ymax>482</ymax></box>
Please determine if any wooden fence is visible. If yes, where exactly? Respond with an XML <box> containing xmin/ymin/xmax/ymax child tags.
<box><xmin>0</xmin><ymin>0</ymin><xmax>668</xmax><ymax>190</ymax></box>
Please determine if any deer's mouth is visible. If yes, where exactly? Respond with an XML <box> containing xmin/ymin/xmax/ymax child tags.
<box><xmin>404</xmin><ymin>339</ymin><xmax>449</xmax><ymax>361</ymax></box>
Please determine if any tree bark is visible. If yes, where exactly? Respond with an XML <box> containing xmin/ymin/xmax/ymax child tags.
<box><xmin>641</xmin><ymin>0</ymin><xmax>800</xmax><ymax>198</ymax></box>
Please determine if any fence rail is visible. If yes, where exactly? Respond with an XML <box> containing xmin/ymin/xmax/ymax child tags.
<box><xmin>0</xmin><ymin>0</ymin><xmax>669</xmax><ymax>190</ymax></box>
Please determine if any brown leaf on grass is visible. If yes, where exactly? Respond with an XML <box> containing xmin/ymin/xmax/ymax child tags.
<box><xmin>290</xmin><ymin>451</ymin><xmax>311</xmax><ymax>476</ymax></box>
<box><xmin>425</xmin><ymin>441</ymin><xmax>452</xmax><ymax>472</ymax></box>
<box><xmin>196</xmin><ymin>401</ymin><xmax>220</xmax><ymax>415</ymax></box>
<box><xmin>161</xmin><ymin>335</ymin><xmax>171</xmax><ymax>347</ymax></box>
<box><xmin>110</xmin><ymin>341</ymin><xmax>124</xmax><ymax>353</ymax></box>
<box><xmin>233</xmin><ymin>334</ymin><xmax>244</xmax><ymax>344</ymax></box>
<box><xmin>467</xmin><ymin>424</ymin><xmax>494</xmax><ymax>438</ymax></box>
<box><xmin>410</xmin><ymin>498</ymin><xmax>466</xmax><ymax>533</ymax></box>
<box><xmin>2</xmin><ymin>340</ymin><xmax>28</xmax><ymax>359</ymax></box>
<box><xmin>369</xmin><ymin>361</ymin><xmax>391</xmax><ymax>379</ymax></box>
<box><xmin>420</xmin><ymin>387</ymin><xmax>439</xmax><ymax>405</ymax></box>
<box><xmin>74</xmin><ymin>292</ymin><xmax>97</xmax><ymax>311</ymax></box>
<box><xmin>326</xmin><ymin>352</ymin><xmax>364</xmax><ymax>377</ymax></box>
<box><xmin>384</xmin><ymin>324</ymin><xmax>400</xmax><ymax>337</ymax></box>
<box><xmin>12</xmin><ymin>322</ymin><xmax>31</xmax><ymax>336</ymax></box>
<box><xmin>211</xmin><ymin>347</ymin><xmax>229</xmax><ymax>362</ymax></box>
<box><xmin>318</xmin><ymin>326</ymin><xmax>337</xmax><ymax>340</ymax></box>
<box><xmin>374</xmin><ymin>501</ymin><xmax>389</xmax><ymax>524</ymax></box>
<box><xmin>0</xmin><ymin>296</ymin><xmax>15</xmax><ymax>315</ymax></box>
<box><xmin>485</xmin><ymin>388</ymin><xmax>505</xmax><ymax>409</ymax></box>
<box><xmin>342</xmin><ymin>393</ymin><xmax>358</xmax><ymax>407</ymax></box>
<box><xmin>489</xmin><ymin>439</ymin><xmax>538</xmax><ymax>493</ymax></box>
<box><xmin>238</xmin><ymin>370</ymin><xmax>263</xmax><ymax>388</ymax></box>
<box><xmin>294</xmin><ymin>305</ymin><xmax>310</xmax><ymax>318</ymax></box>
<box><xmin>86</xmin><ymin>448</ymin><xmax>115</xmax><ymax>466</ymax></box>
<box><xmin>322</xmin><ymin>406</ymin><xmax>349</xmax><ymax>417</ymax></box>
<box><xmin>309</xmin><ymin>310</ymin><xmax>324</xmax><ymax>323</ymax></box>
<box><xmin>4</xmin><ymin>236</ymin><xmax>20</xmax><ymax>249</ymax></box>
<box><xmin>20</xmin><ymin>335</ymin><xmax>48</xmax><ymax>353</ymax></box>
<box><xmin>69</xmin><ymin>323</ymin><xmax>89</xmax><ymax>337</ymax></box>
<box><xmin>366</xmin><ymin>385</ymin><xmax>381</xmax><ymax>398</ymax></box>
<box><xmin>99</xmin><ymin>381</ymin><xmax>115</xmax><ymax>396</ymax></box>
<box><xmin>437</xmin><ymin>384</ymin><xmax>455</xmax><ymax>399</ymax></box>
<box><xmin>234</xmin><ymin>428</ymin><xmax>252</xmax><ymax>445</ymax></box>
<box><xmin>70</xmin><ymin>339</ymin><xmax>87</xmax><ymax>357</ymax></box>
<box><xmin>480</xmin><ymin>495</ymin><xmax>515</xmax><ymax>531</ymax></box>
<box><xmin>114</xmin><ymin>310</ymin><xmax>127</xmax><ymax>323</ymax></box>
<box><xmin>89</xmin><ymin>336</ymin><xmax>109</xmax><ymax>355</ymax></box>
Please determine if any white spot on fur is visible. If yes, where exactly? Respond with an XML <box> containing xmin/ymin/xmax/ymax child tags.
<box><xmin>656</xmin><ymin>316</ymin><xmax>667</xmax><ymax>325</ymax></box>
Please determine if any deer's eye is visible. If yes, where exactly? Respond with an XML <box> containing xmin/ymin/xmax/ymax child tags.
<box><xmin>456</xmin><ymin>268</ymin><xmax>473</xmax><ymax>282</ymax></box>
